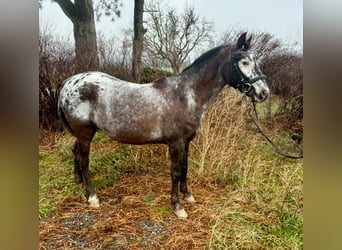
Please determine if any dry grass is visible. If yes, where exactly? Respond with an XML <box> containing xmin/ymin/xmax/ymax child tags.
<box><xmin>190</xmin><ymin>89</ymin><xmax>251</xmax><ymax>177</ymax></box>
<box><xmin>192</xmin><ymin>89</ymin><xmax>303</xmax><ymax>249</ymax></box>
<box><xmin>39</xmin><ymin>88</ymin><xmax>303</xmax><ymax>249</ymax></box>
<box><xmin>39</xmin><ymin>172</ymin><xmax>223</xmax><ymax>249</ymax></box>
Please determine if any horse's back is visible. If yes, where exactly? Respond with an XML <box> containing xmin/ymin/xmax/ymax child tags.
<box><xmin>59</xmin><ymin>72</ymin><xmax>144</xmax><ymax>119</ymax></box>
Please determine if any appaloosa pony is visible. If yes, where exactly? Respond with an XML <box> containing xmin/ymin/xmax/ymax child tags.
<box><xmin>58</xmin><ymin>32</ymin><xmax>269</xmax><ymax>218</ymax></box>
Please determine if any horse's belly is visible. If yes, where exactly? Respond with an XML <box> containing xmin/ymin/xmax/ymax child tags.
<box><xmin>96</xmin><ymin>118</ymin><xmax>164</xmax><ymax>145</ymax></box>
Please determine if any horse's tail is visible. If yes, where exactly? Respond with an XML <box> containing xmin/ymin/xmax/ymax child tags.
<box><xmin>57</xmin><ymin>103</ymin><xmax>74</xmax><ymax>135</ymax></box>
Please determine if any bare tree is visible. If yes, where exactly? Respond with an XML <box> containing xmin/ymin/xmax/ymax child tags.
<box><xmin>39</xmin><ymin>0</ymin><xmax>122</xmax><ymax>73</ymax></box>
<box><xmin>132</xmin><ymin>0</ymin><xmax>145</xmax><ymax>82</ymax></box>
<box><xmin>144</xmin><ymin>1</ymin><xmax>213</xmax><ymax>74</ymax></box>
<box><xmin>219</xmin><ymin>30</ymin><xmax>282</xmax><ymax>59</ymax></box>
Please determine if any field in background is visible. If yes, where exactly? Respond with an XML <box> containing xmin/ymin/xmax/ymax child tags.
<box><xmin>39</xmin><ymin>89</ymin><xmax>303</xmax><ymax>249</ymax></box>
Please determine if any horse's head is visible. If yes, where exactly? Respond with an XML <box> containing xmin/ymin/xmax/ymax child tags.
<box><xmin>229</xmin><ymin>32</ymin><xmax>269</xmax><ymax>102</ymax></box>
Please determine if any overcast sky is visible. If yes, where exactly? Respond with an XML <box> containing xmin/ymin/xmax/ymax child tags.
<box><xmin>39</xmin><ymin>0</ymin><xmax>303</xmax><ymax>50</ymax></box>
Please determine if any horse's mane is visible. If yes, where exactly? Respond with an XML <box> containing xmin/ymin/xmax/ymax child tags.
<box><xmin>181</xmin><ymin>44</ymin><xmax>231</xmax><ymax>73</ymax></box>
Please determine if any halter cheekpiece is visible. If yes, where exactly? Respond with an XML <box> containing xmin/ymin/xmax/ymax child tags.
<box><xmin>231</xmin><ymin>52</ymin><xmax>266</xmax><ymax>94</ymax></box>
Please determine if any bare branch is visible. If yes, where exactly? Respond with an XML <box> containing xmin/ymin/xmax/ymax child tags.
<box><xmin>94</xmin><ymin>0</ymin><xmax>122</xmax><ymax>21</ymax></box>
<box><xmin>144</xmin><ymin>1</ymin><xmax>213</xmax><ymax>74</ymax></box>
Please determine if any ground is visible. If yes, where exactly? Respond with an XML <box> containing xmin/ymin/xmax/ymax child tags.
<box><xmin>39</xmin><ymin>168</ymin><xmax>224</xmax><ymax>249</ymax></box>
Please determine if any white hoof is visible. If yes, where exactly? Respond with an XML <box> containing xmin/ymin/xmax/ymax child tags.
<box><xmin>184</xmin><ymin>194</ymin><xmax>196</xmax><ymax>203</ymax></box>
<box><xmin>174</xmin><ymin>208</ymin><xmax>188</xmax><ymax>219</ymax></box>
<box><xmin>88</xmin><ymin>194</ymin><xmax>100</xmax><ymax>207</ymax></box>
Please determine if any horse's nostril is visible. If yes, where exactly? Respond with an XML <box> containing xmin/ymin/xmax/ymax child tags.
<box><xmin>261</xmin><ymin>89</ymin><xmax>268</xmax><ymax>99</ymax></box>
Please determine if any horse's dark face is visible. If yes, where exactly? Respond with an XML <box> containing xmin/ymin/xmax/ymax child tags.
<box><xmin>230</xmin><ymin>33</ymin><xmax>270</xmax><ymax>102</ymax></box>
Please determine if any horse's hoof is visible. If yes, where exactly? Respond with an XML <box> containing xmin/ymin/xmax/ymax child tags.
<box><xmin>174</xmin><ymin>208</ymin><xmax>188</xmax><ymax>219</ymax></box>
<box><xmin>88</xmin><ymin>194</ymin><xmax>100</xmax><ymax>207</ymax></box>
<box><xmin>184</xmin><ymin>194</ymin><xmax>196</xmax><ymax>203</ymax></box>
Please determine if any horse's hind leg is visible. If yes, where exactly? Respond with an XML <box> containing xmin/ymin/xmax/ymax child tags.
<box><xmin>72</xmin><ymin>142</ymin><xmax>83</xmax><ymax>183</ymax></box>
<box><xmin>73</xmin><ymin>124</ymin><xmax>99</xmax><ymax>207</ymax></box>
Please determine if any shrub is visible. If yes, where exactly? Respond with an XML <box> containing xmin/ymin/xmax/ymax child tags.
<box><xmin>39</xmin><ymin>32</ymin><xmax>75</xmax><ymax>131</ymax></box>
<box><xmin>140</xmin><ymin>67</ymin><xmax>173</xmax><ymax>83</ymax></box>
<box><xmin>261</xmin><ymin>52</ymin><xmax>303</xmax><ymax>99</ymax></box>
<box><xmin>260</xmin><ymin>51</ymin><xmax>303</xmax><ymax>130</ymax></box>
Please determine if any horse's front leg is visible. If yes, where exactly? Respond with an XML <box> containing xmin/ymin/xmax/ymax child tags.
<box><xmin>180</xmin><ymin>142</ymin><xmax>195</xmax><ymax>204</ymax></box>
<box><xmin>169</xmin><ymin>140</ymin><xmax>194</xmax><ymax>219</ymax></box>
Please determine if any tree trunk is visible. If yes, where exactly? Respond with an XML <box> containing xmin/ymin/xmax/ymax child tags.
<box><xmin>55</xmin><ymin>0</ymin><xmax>99</xmax><ymax>73</ymax></box>
<box><xmin>132</xmin><ymin>0</ymin><xmax>145</xmax><ymax>82</ymax></box>
<box><xmin>73</xmin><ymin>18</ymin><xmax>99</xmax><ymax>72</ymax></box>
<box><xmin>169</xmin><ymin>56</ymin><xmax>181</xmax><ymax>75</ymax></box>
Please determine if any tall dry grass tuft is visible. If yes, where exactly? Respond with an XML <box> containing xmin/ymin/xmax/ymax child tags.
<box><xmin>189</xmin><ymin>87</ymin><xmax>303</xmax><ymax>249</ymax></box>
<box><xmin>190</xmin><ymin>88</ymin><xmax>251</xmax><ymax>180</ymax></box>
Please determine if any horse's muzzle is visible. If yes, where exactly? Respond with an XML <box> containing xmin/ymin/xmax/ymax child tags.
<box><xmin>252</xmin><ymin>88</ymin><xmax>269</xmax><ymax>102</ymax></box>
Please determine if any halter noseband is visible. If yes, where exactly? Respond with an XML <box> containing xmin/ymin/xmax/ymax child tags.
<box><xmin>231</xmin><ymin>52</ymin><xmax>266</xmax><ymax>94</ymax></box>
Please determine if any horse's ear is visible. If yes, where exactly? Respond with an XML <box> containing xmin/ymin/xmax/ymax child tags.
<box><xmin>236</xmin><ymin>32</ymin><xmax>251</xmax><ymax>51</ymax></box>
<box><xmin>246</xmin><ymin>34</ymin><xmax>252</xmax><ymax>49</ymax></box>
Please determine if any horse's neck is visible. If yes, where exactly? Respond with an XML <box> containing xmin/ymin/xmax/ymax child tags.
<box><xmin>183</xmin><ymin>63</ymin><xmax>227</xmax><ymax>110</ymax></box>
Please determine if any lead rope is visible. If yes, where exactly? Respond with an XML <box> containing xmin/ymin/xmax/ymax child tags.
<box><xmin>248</xmin><ymin>101</ymin><xmax>303</xmax><ymax>159</ymax></box>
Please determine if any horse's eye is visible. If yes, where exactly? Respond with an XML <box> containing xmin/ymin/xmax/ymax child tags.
<box><xmin>242</xmin><ymin>61</ymin><xmax>249</xmax><ymax>66</ymax></box>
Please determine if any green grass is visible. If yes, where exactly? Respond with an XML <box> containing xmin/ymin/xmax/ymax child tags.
<box><xmin>39</xmin><ymin>132</ymin><xmax>135</xmax><ymax>219</ymax></box>
<box><xmin>152</xmin><ymin>204</ymin><xmax>173</xmax><ymax>216</ymax></box>
<box><xmin>39</xmin><ymin>146</ymin><xmax>82</xmax><ymax>218</ymax></box>
<box><xmin>143</xmin><ymin>191</ymin><xmax>154</xmax><ymax>203</ymax></box>
<box><xmin>204</xmin><ymin>143</ymin><xmax>303</xmax><ymax>249</ymax></box>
